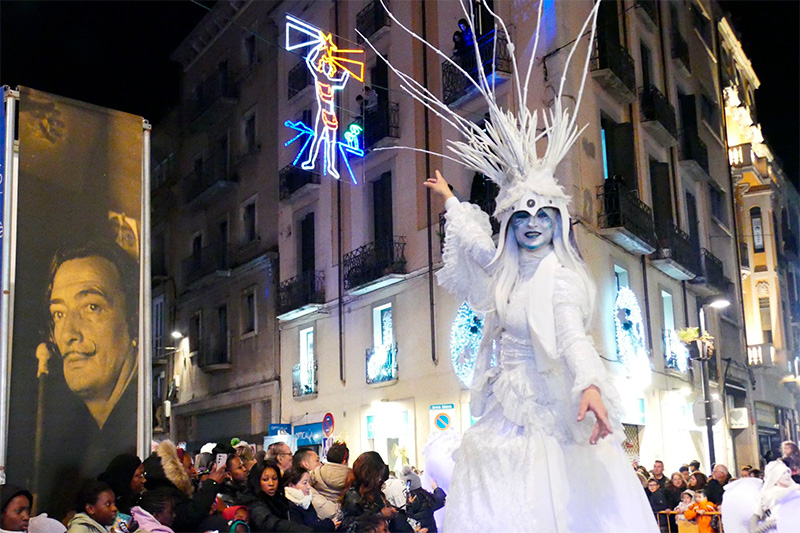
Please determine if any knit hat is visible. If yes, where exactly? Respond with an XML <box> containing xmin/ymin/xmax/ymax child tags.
<box><xmin>0</xmin><ymin>484</ymin><xmax>32</xmax><ymax>514</ymax></box>
<box><xmin>400</xmin><ymin>466</ymin><xmax>421</xmax><ymax>491</ymax></box>
<box><xmin>681</xmin><ymin>489</ymin><xmax>695</xmax><ymax>499</ymax></box>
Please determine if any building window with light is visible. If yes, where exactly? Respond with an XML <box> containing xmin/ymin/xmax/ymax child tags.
<box><xmin>751</xmin><ymin>207</ymin><xmax>764</xmax><ymax>253</ymax></box>
<box><xmin>662</xmin><ymin>290</ymin><xmax>688</xmax><ymax>372</ymax></box>
<box><xmin>367</xmin><ymin>302</ymin><xmax>398</xmax><ymax>385</ymax></box>
<box><xmin>294</xmin><ymin>326</ymin><xmax>317</xmax><ymax>397</ymax></box>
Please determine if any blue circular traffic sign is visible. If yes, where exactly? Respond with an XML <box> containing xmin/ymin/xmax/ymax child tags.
<box><xmin>322</xmin><ymin>412</ymin><xmax>335</xmax><ymax>437</ymax></box>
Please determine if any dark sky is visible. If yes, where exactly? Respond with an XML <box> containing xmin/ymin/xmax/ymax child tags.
<box><xmin>1</xmin><ymin>0</ymin><xmax>797</xmax><ymax>183</ymax></box>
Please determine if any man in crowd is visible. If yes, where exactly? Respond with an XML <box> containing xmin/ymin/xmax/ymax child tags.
<box><xmin>310</xmin><ymin>443</ymin><xmax>352</xmax><ymax>521</ymax></box>
<box><xmin>705</xmin><ymin>464</ymin><xmax>729</xmax><ymax>505</ymax></box>
<box><xmin>689</xmin><ymin>460</ymin><xmax>701</xmax><ymax>473</ymax></box>
<box><xmin>294</xmin><ymin>448</ymin><xmax>321</xmax><ymax>472</ymax></box>
<box><xmin>651</xmin><ymin>460</ymin><xmax>667</xmax><ymax>490</ymax></box>
<box><xmin>219</xmin><ymin>455</ymin><xmax>249</xmax><ymax>505</ymax></box>
<box><xmin>266</xmin><ymin>442</ymin><xmax>293</xmax><ymax>473</ymax></box>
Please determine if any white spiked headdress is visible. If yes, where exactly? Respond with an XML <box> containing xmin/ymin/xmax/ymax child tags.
<box><xmin>358</xmin><ymin>0</ymin><xmax>602</xmax><ymax>261</ymax></box>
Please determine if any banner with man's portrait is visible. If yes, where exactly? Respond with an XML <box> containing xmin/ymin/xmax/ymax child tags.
<box><xmin>5</xmin><ymin>87</ymin><xmax>146</xmax><ymax>518</ymax></box>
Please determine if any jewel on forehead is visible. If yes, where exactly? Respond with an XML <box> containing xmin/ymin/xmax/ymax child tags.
<box><xmin>527</xmin><ymin>199</ymin><xmax>535</xmax><ymax>208</ymax></box>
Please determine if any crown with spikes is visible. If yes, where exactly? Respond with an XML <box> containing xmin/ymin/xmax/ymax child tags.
<box><xmin>358</xmin><ymin>0</ymin><xmax>601</xmax><ymax>241</ymax></box>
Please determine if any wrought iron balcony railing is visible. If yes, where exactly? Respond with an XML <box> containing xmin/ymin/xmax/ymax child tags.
<box><xmin>356</xmin><ymin>0</ymin><xmax>390</xmax><ymax>43</ymax></box>
<box><xmin>288</xmin><ymin>61</ymin><xmax>313</xmax><ymax>100</ymax></box>
<box><xmin>366</xmin><ymin>343</ymin><xmax>398</xmax><ymax>385</ymax></box>
<box><xmin>654</xmin><ymin>222</ymin><xmax>700</xmax><ymax>278</ymax></box>
<box><xmin>597</xmin><ymin>183</ymin><xmax>658</xmax><ymax>254</ymax></box>
<box><xmin>279</xmin><ymin>164</ymin><xmax>321</xmax><ymax>200</ymax></box>
<box><xmin>184</xmin><ymin>154</ymin><xmax>238</xmax><ymax>205</ymax></box>
<box><xmin>591</xmin><ymin>37</ymin><xmax>636</xmax><ymax>101</ymax></box>
<box><xmin>182</xmin><ymin>242</ymin><xmax>234</xmax><ymax>285</ymax></box>
<box><xmin>679</xmin><ymin>130</ymin><xmax>710</xmax><ymax>178</ymax></box>
<box><xmin>364</xmin><ymin>102</ymin><xmax>400</xmax><ymax>149</ymax></box>
<box><xmin>292</xmin><ymin>361</ymin><xmax>318</xmax><ymax>397</ymax></box>
<box><xmin>640</xmin><ymin>85</ymin><xmax>678</xmax><ymax>142</ymax></box>
<box><xmin>278</xmin><ymin>270</ymin><xmax>325</xmax><ymax>316</ymax></box>
<box><xmin>344</xmin><ymin>237</ymin><xmax>407</xmax><ymax>290</ymax></box>
<box><xmin>689</xmin><ymin>248</ymin><xmax>727</xmax><ymax>294</ymax></box>
<box><xmin>442</xmin><ymin>30</ymin><xmax>512</xmax><ymax>106</ymax></box>
<box><xmin>671</xmin><ymin>30</ymin><xmax>691</xmax><ymax>74</ymax></box>
<box><xmin>187</xmin><ymin>71</ymin><xmax>237</xmax><ymax>126</ymax></box>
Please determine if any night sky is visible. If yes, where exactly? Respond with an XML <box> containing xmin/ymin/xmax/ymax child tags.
<box><xmin>1</xmin><ymin>0</ymin><xmax>797</xmax><ymax>184</ymax></box>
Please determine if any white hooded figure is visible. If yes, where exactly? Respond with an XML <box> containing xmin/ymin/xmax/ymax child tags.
<box><xmin>354</xmin><ymin>0</ymin><xmax>660</xmax><ymax>528</ymax></box>
<box><xmin>750</xmin><ymin>460</ymin><xmax>800</xmax><ymax>533</ymax></box>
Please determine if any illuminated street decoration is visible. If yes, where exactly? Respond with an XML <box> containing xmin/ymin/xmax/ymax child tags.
<box><xmin>285</xmin><ymin>15</ymin><xmax>365</xmax><ymax>184</ymax></box>
<box><xmin>664</xmin><ymin>328</ymin><xmax>689</xmax><ymax>372</ymax></box>
<box><xmin>614</xmin><ymin>287</ymin><xmax>652</xmax><ymax>386</ymax></box>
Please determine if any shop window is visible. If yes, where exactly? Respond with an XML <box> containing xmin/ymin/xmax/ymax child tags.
<box><xmin>294</xmin><ymin>326</ymin><xmax>317</xmax><ymax>397</ymax></box>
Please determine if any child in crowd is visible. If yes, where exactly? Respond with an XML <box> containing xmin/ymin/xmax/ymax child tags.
<box><xmin>221</xmin><ymin>506</ymin><xmax>250</xmax><ymax>533</ymax></box>
<box><xmin>674</xmin><ymin>489</ymin><xmax>694</xmax><ymax>522</ymax></box>
<box><xmin>67</xmin><ymin>481</ymin><xmax>118</xmax><ymax>533</ymax></box>
<box><xmin>683</xmin><ymin>490</ymin><xmax>717</xmax><ymax>533</ymax></box>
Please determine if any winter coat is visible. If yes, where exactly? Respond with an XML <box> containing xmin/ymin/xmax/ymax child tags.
<box><xmin>130</xmin><ymin>506</ymin><xmax>175</xmax><ymax>533</ymax></box>
<box><xmin>287</xmin><ymin>503</ymin><xmax>336</xmax><ymax>532</ymax></box>
<box><xmin>705</xmin><ymin>479</ymin><xmax>725</xmax><ymax>505</ymax></box>
<box><xmin>66</xmin><ymin>513</ymin><xmax>108</xmax><ymax>533</ymax></box>
<box><xmin>142</xmin><ymin>441</ymin><xmax>218</xmax><ymax>533</ymax></box>
<box><xmin>219</xmin><ymin>480</ymin><xmax>249</xmax><ymax>506</ymax></box>
<box><xmin>340</xmin><ymin>488</ymin><xmax>412</xmax><ymax>533</ymax></box>
<box><xmin>647</xmin><ymin>489</ymin><xmax>670</xmax><ymax>513</ymax></box>
<box><xmin>237</xmin><ymin>493</ymin><xmax>312</xmax><ymax>533</ymax></box>
<box><xmin>310</xmin><ymin>463</ymin><xmax>349</xmax><ymax>520</ymax></box>
<box><xmin>684</xmin><ymin>500</ymin><xmax>717</xmax><ymax>533</ymax></box>
<box><xmin>405</xmin><ymin>488</ymin><xmax>446</xmax><ymax>533</ymax></box>
<box><xmin>97</xmin><ymin>454</ymin><xmax>142</xmax><ymax>515</ymax></box>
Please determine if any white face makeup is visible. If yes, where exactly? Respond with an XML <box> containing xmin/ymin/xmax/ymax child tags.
<box><xmin>510</xmin><ymin>208</ymin><xmax>556</xmax><ymax>251</ymax></box>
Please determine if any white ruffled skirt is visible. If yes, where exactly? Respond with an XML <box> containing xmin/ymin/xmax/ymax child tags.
<box><xmin>443</xmin><ymin>342</ymin><xmax>658</xmax><ymax>533</ymax></box>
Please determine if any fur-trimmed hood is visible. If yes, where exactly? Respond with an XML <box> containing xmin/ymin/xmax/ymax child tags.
<box><xmin>143</xmin><ymin>440</ymin><xmax>194</xmax><ymax>495</ymax></box>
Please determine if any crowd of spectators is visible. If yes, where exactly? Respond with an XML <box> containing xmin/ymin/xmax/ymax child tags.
<box><xmin>0</xmin><ymin>439</ymin><xmax>445</xmax><ymax>533</ymax></box>
<box><xmin>639</xmin><ymin>440</ymin><xmax>800</xmax><ymax>532</ymax></box>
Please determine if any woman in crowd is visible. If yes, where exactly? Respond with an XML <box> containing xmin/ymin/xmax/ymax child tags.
<box><xmin>781</xmin><ymin>440</ymin><xmax>800</xmax><ymax>482</ymax></box>
<box><xmin>131</xmin><ymin>489</ymin><xmax>177</xmax><ymax>533</ymax></box>
<box><xmin>400</xmin><ymin>466</ymin><xmax>445</xmax><ymax>533</ymax></box>
<box><xmin>239</xmin><ymin>460</ymin><xmax>310</xmax><ymax>532</ymax></box>
<box><xmin>340</xmin><ymin>452</ymin><xmax>411</xmax><ymax>532</ymax></box>
<box><xmin>283</xmin><ymin>466</ymin><xmax>338</xmax><ymax>531</ymax></box>
<box><xmin>67</xmin><ymin>480</ymin><xmax>118</xmax><ymax>533</ymax></box>
<box><xmin>688</xmin><ymin>471</ymin><xmax>708</xmax><ymax>492</ymax></box>
<box><xmin>662</xmin><ymin>473</ymin><xmax>687</xmax><ymax>532</ymax></box>
<box><xmin>98</xmin><ymin>454</ymin><xmax>146</xmax><ymax>516</ymax></box>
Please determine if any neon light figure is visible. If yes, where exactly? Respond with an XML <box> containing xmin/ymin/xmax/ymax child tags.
<box><xmin>285</xmin><ymin>15</ymin><xmax>364</xmax><ymax>182</ymax></box>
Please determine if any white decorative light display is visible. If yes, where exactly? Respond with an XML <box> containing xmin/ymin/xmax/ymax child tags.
<box><xmin>613</xmin><ymin>287</ymin><xmax>652</xmax><ymax>386</ymax></box>
<box><xmin>450</xmin><ymin>303</ymin><xmax>487</xmax><ymax>387</ymax></box>
<box><xmin>664</xmin><ymin>328</ymin><xmax>689</xmax><ymax>373</ymax></box>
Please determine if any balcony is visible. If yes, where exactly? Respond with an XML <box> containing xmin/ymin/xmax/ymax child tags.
<box><xmin>288</xmin><ymin>62</ymin><xmax>313</xmax><ymax>100</ymax></box>
<box><xmin>187</xmin><ymin>72</ymin><xmax>237</xmax><ymax>130</ymax></box>
<box><xmin>366</xmin><ymin>343</ymin><xmax>398</xmax><ymax>386</ymax></box>
<box><xmin>442</xmin><ymin>30</ymin><xmax>512</xmax><ymax>107</ymax></box>
<box><xmin>688</xmin><ymin>248</ymin><xmax>729</xmax><ymax>297</ymax></box>
<box><xmin>184</xmin><ymin>157</ymin><xmax>238</xmax><ymax>207</ymax></box>
<box><xmin>729</xmin><ymin>143</ymin><xmax>769</xmax><ymax>180</ymax></box>
<box><xmin>596</xmin><ymin>183</ymin><xmax>657</xmax><ymax>255</ymax></box>
<box><xmin>182</xmin><ymin>242</ymin><xmax>233</xmax><ymax>286</ymax></box>
<box><xmin>748</xmin><ymin>342</ymin><xmax>776</xmax><ymax>368</ymax></box>
<box><xmin>636</xmin><ymin>0</ymin><xmax>658</xmax><ymax>30</ymax></box>
<box><xmin>292</xmin><ymin>361</ymin><xmax>318</xmax><ymax>399</ymax></box>
<box><xmin>651</xmin><ymin>223</ymin><xmax>699</xmax><ymax>280</ymax></box>
<box><xmin>277</xmin><ymin>270</ymin><xmax>325</xmax><ymax>321</ymax></box>
<box><xmin>197</xmin><ymin>337</ymin><xmax>232</xmax><ymax>373</ymax></box>
<box><xmin>364</xmin><ymin>102</ymin><xmax>400</xmax><ymax>150</ymax></box>
<box><xmin>671</xmin><ymin>30</ymin><xmax>691</xmax><ymax>76</ymax></box>
<box><xmin>279</xmin><ymin>164</ymin><xmax>321</xmax><ymax>201</ymax></box>
<box><xmin>591</xmin><ymin>38</ymin><xmax>636</xmax><ymax>104</ymax></box>
<box><xmin>344</xmin><ymin>237</ymin><xmax>407</xmax><ymax>294</ymax></box>
<box><xmin>640</xmin><ymin>85</ymin><xmax>678</xmax><ymax>145</ymax></box>
<box><xmin>679</xmin><ymin>131</ymin><xmax>710</xmax><ymax>182</ymax></box>
<box><xmin>356</xmin><ymin>0</ymin><xmax>390</xmax><ymax>43</ymax></box>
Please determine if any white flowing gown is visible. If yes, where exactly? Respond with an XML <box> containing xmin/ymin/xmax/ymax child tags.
<box><xmin>439</xmin><ymin>199</ymin><xmax>658</xmax><ymax>533</ymax></box>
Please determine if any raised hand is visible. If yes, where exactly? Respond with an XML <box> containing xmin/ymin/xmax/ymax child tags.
<box><xmin>423</xmin><ymin>170</ymin><xmax>454</xmax><ymax>201</ymax></box>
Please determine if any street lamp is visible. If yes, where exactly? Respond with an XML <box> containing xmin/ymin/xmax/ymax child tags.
<box><xmin>698</xmin><ymin>297</ymin><xmax>730</xmax><ymax>468</ymax></box>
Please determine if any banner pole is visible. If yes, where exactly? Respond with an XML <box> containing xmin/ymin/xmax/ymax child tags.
<box><xmin>139</xmin><ymin>121</ymin><xmax>153</xmax><ymax>458</ymax></box>
<box><xmin>0</xmin><ymin>88</ymin><xmax>18</xmax><ymax>472</ymax></box>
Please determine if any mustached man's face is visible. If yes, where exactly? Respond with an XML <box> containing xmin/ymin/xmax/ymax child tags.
<box><xmin>50</xmin><ymin>256</ymin><xmax>133</xmax><ymax>401</ymax></box>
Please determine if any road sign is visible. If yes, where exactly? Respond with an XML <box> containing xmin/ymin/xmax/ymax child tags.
<box><xmin>434</xmin><ymin>413</ymin><xmax>451</xmax><ymax>430</ymax></box>
<box><xmin>429</xmin><ymin>403</ymin><xmax>456</xmax><ymax>432</ymax></box>
<box><xmin>322</xmin><ymin>412</ymin><xmax>335</xmax><ymax>437</ymax></box>
<box><xmin>692</xmin><ymin>398</ymin><xmax>724</xmax><ymax>427</ymax></box>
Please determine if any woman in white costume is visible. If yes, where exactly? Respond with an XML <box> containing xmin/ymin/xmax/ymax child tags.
<box><xmin>359</xmin><ymin>1</ymin><xmax>658</xmax><ymax>529</ymax></box>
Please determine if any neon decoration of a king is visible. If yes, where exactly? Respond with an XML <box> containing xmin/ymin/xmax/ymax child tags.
<box><xmin>285</xmin><ymin>15</ymin><xmax>365</xmax><ymax>183</ymax></box>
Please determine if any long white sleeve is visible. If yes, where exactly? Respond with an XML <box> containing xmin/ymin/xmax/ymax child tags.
<box><xmin>436</xmin><ymin>199</ymin><xmax>497</xmax><ymax>312</ymax></box>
